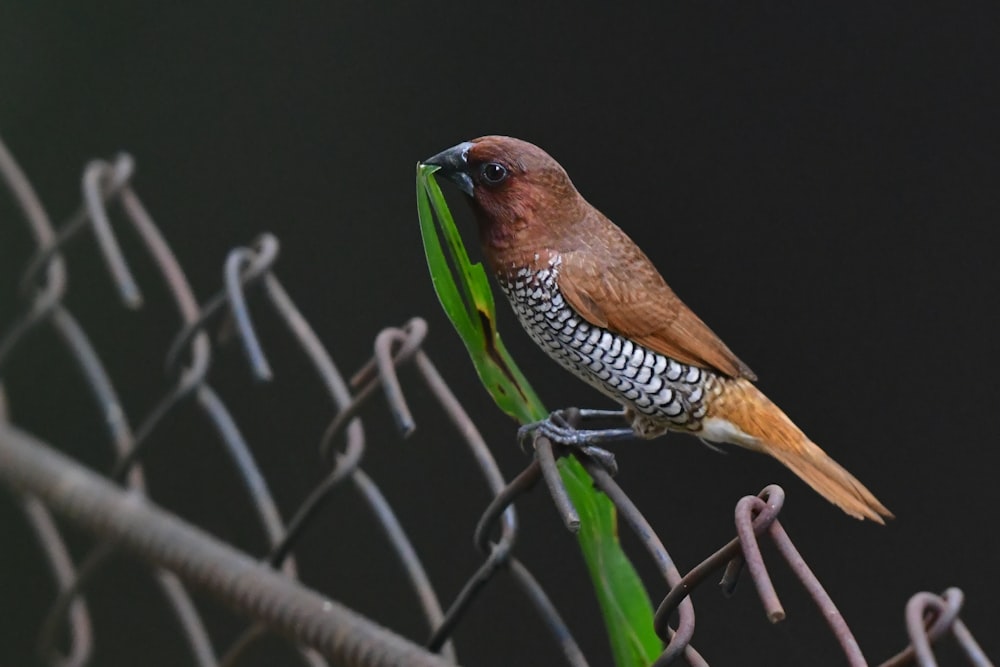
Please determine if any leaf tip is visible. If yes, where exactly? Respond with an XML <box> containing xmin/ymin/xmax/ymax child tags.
<box><xmin>418</xmin><ymin>162</ymin><xmax>441</xmax><ymax>179</ymax></box>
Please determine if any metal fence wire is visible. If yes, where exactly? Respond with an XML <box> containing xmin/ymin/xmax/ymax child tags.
<box><xmin>0</xmin><ymin>134</ymin><xmax>993</xmax><ymax>667</ymax></box>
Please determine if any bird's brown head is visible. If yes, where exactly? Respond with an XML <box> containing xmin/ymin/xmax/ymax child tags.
<box><xmin>423</xmin><ymin>136</ymin><xmax>584</xmax><ymax>256</ymax></box>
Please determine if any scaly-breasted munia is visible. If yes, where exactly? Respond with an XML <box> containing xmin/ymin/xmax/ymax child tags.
<box><xmin>424</xmin><ymin>136</ymin><xmax>891</xmax><ymax>523</ymax></box>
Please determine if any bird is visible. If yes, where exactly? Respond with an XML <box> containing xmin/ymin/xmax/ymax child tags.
<box><xmin>423</xmin><ymin>135</ymin><xmax>892</xmax><ymax>523</ymax></box>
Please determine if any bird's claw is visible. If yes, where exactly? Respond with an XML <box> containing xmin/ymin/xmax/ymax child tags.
<box><xmin>518</xmin><ymin>415</ymin><xmax>620</xmax><ymax>476</ymax></box>
<box><xmin>518</xmin><ymin>418</ymin><xmax>583</xmax><ymax>447</ymax></box>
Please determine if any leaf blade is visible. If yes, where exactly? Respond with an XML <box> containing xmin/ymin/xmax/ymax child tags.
<box><xmin>415</xmin><ymin>164</ymin><xmax>661</xmax><ymax>666</ymax></box>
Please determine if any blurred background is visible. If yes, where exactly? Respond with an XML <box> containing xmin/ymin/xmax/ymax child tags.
<box><xmin>1</xmin><ymin>3</ymin><xmax>997</xmax><ymax>666</ymax></box>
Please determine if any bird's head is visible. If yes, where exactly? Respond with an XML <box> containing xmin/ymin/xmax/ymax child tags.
<box><xmin>423</xmin><ymin>136</ymin><xmax>583</xmax><ymax>252</ymax></box>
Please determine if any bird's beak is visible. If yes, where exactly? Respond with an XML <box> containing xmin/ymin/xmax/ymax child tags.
<box><xmin>423</xmin><ymin>141</ymin><xmax>475</xmax><ymax>196</ymax></box>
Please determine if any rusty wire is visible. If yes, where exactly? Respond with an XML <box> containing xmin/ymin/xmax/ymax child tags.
<box><xmin>0</xmin><ymin>134</ymin><xmax>995</xmax><ymax>667</ymax></box>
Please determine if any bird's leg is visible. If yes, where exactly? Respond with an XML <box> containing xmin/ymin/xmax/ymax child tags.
<box><xmin>518</xmin><ymin>407</ymin><xmax>635</xmax><ymax>476</ymax></box>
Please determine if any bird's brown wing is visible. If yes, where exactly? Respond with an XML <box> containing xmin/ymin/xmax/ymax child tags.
<box><xmin>557</xmin><ymin>237</ymin><xmax>757</xmax><ymax>381</ymax></box>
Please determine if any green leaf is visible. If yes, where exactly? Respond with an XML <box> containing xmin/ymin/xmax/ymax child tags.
<box><xmin>561</xmin><ymin>457</ymin><xmax>660</xmax><ymax>664</ymax></box>
<box><xmin>416</xmin><ymin>164</ymin><xmax>661</xmax><ymax>666</ymax></box>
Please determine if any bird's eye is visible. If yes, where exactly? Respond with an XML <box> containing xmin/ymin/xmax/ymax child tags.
<box><xmin>480</xmin><ymin>162</ymin><xmax>508</xmax><ymax>185</ymax></box>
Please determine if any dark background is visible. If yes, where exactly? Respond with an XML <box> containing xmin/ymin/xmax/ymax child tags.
<box><xmin>1</xmin><ymin>3</ymin><xmax>998</xmax><ymax>666</ymax></box>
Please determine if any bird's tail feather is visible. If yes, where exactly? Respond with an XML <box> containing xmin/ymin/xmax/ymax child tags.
<box><xmin>710</xmin><ymin>379</ymin><xmax>893</xmax><ymax>523</ymax></box>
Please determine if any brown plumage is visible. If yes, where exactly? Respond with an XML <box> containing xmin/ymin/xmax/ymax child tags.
<box><xmin>424</xmin><ymin>135</ymin><xmax>892</xmax><ymax>523</ymax></box>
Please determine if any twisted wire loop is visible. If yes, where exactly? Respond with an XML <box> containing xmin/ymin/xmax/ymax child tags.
<box><xmin>1</xmin><ymin>134</ymin><xmax>995</xmax><ymax>667</ymax></box>
<box><xmin>877</xmin><ymin>588</ymin><xmax>993</xmax><ymax>667</ymax></box>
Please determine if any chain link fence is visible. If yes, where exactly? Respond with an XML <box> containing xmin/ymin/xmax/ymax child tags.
<box><xmin>0</xmin><ymin>135</ymin><xmax>992</xmax><ymax>666</ymax></box>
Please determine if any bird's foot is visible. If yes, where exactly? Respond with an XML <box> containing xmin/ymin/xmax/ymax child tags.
<box><xmin>518</xmin><ymin>409</ymin><xmax>636</xmax><ymax>476</ymax></box>
<box><xmin>517</xmin><ymin>412</ymin><xmax>635</xmax><ymax>448</ymax></box>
